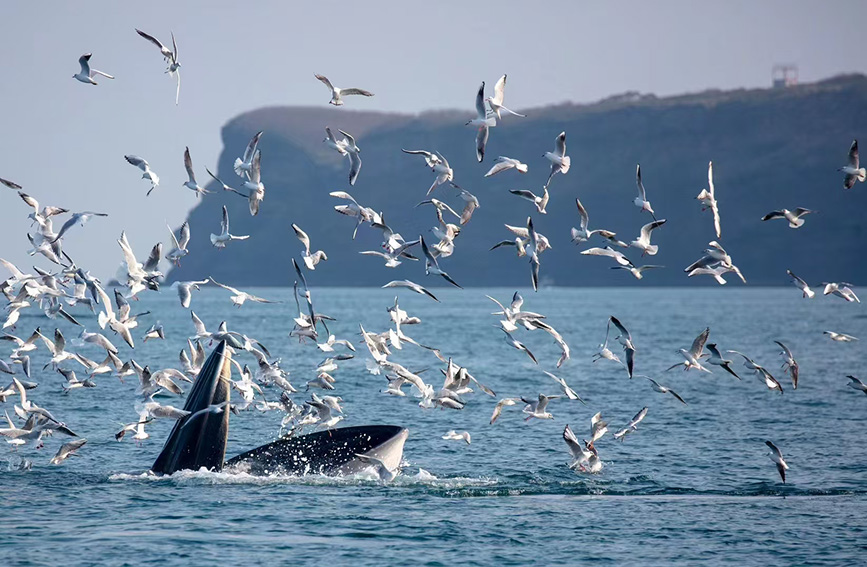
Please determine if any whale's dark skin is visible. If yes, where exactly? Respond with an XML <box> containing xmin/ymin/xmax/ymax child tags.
<box><xmin>151</xmin><ymin>341</ymin><xmax>407</xmax><ymax>476</ymax></box>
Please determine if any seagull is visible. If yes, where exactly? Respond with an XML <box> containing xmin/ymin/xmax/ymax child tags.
<box><xmin>522</xmin><ymin>393</ymin><xmax>558</xmax><ymax>421</ymax></box>
<box><xmin>382</xmin><ymin>280</ymin><xmax>439</xmax><ymax>302</ymax></box>
<box><xmin>50</xmin><ymin>438</ymin><xmax>87</xmax><ymax>465</ymax></box>
<box><xmin>314</xmin><ymin>74</ymin><xmax>374</xmax><ymax>106</ymax></box>
<box><xmin>51</xmin><ymin>211</ymin><xmax>108</xmax><ymax>243</ymax></box>
<box><xmin>500</xmin><ymin>328</ymin><xmax>537</xmax><ymax>364</ymax></box>
<box><xmin>490</xmin><ymin>397</ymin><xmax>521</xmax><ymax>424</ymax></box>
<box><xmin>354</xmin><ymin>453</ymin><xmax>397</xmax><ymax>482</ymax></box>
<box><xmin>823</xmin><ymin>331</ymin><xmax>858</xmax><ymax>342</ymax></box>
<box><xmin>614</xmin><ymin>407</ymin><xmax>648</xmax><ymax>441</ymax></box>
<box><xmin>175</xmin><ymin>279</ymin><xmax>209</xmax><ymax>308</ymax></box>
<box><xmin>72</xmin><ymin>53</ymin><xmax>114</xmax><ymax>85</ymax></box>
<box><xmin>570</xmin><ymin>199</ymin><xmax>625</xmax><ymax>246</ymax></box>
<box><xmin>241</xmin><ymin>150</ymin><xmax>265</xmax><ymax>215</ymax></box>
<box><xmin>420</xmin><ymin>237</ymin><xmax>461</xmax><ymax>288</ymax></box>
<box><xmin>667</xmin><ymin>328</ymin><xmax>711</xmax><ymax>373</ymax></box>
<box><xmin>765</xmin><ymin>440</ymin><xmax>789</xmax><ymax>483</ymax></box>
<box><xmin>774</xmin><ymin>341</ymin><xmax>799</xmax><ymax>389</ymax></box>
<box><xmin>292</xmin><ymin>224</ymin><xmax>328</xmax><ymax>270</ymax></box>
<box><xmin>359</xmin><ymin>239</ymin><xmax>420</xmax><ymax>268</ymax></box>
<box><xmin>846</xmin><ymin>375</ymin><xmax>867</xmax><ymax>395</ymax></box>
<box><xmin>135</xmin><ymin>29</ymin><xmax>180</xmax><ymax>104</ymax></box>
<box><xmin>593</xmin><ymin>322</ymin><xmax>624</xmax><ymax>366</ymax></box>
<box><xmin>543</xmin><ymin>371</ymin><xmax>584</xmax><ymax>403</ymax></box>
<box><xmin>124</xmin><ymin>155</ymin><xmax>159</xmax><ymax>195</ymax></box>
<box><xmin>634</xmin><ymin>164</ymin><xmax>657</xmax><ymax>219</ymax></box>
<box><xmin>611</xmin><ymin>262</ymin><xmax>664</xmax><ymax>280</ymax></box>
<box><xmin>544</xmin><ymin>131</ymin><xmax>570</xmax><ymax>187</ymax></box>
<box><xmin>115</xmin><ymin>416</ymin><xmax>153</xmax><ymax>442</ymax></box>
<box><xmin>165</xmin><ymin>222</ymin><xmax>191</xmax><ymax>266</ymax></box>
<box><xmin>442</xmin><ymin>430</ymin><xmax>471</xmax><ymax>444</ymax></box>
<box><xmin>822</xmin><ymin>282</ymin><xmax>860</xmax><ymax>303</ymax></box>
<box><xmin>630</xmin><ymin>219</ymin><xmax>666</xmax><ymax>256</ymax></box>
<box><xmin>234</xmin><ymin>131</ymin><xmax>263</xmax><ymax>177</ymax></box>
<box><xmin>317</xmin><ymin>334</ymin><xmax>356</xmax><ymax>353</ymax></box>
<box><xmin>485</xmin><ymin>75</ymin><xmax>525</xmax><ymax>119</ymax></box>
<box><xmin>182</xmin><ymin>147</ymin><xmax>210</xmax><ymax>197</ymax></box>
<box><xmin>840</xmin><ymin>139</ymin><xmax>866</xmax><ymax>189</ymax></box>
<box><xmin>466</xmin><ymin>82</ymin><xmax>496</xmax><ymax>162</ymax></box>
<box><xmin>141</xmin><ymin>401</ymin><xmax>190</xmax><ymax>420</ymax></box>
<box><xmin>209</xmin><ymin>277</ymin><xmax>278</xmax><ymax>307</ymax></box>
<box><xmin>705</xmin><ymin>343</ymin><xmax>740</xmax><ymax>379</ymax></box>
<box><xmin>0</xmin><ymin>177</ymin><xmax>22</xmax><ymax>190</ymax></box>
<box><xmin>210</xmin><ymin>206</ymin><xmax>249</xmax><ymax>249</ymax></box>
<box><xmin>509</xmin><ymin>186</ymin><xmax>549</xmax><ymax>214</ymax></box>
<box><xmin>610</xmin><ymin>316</ymin><xmax>636</xmax><ymax>378</ymax></box>
<box><xmin>326</xmin><ymin>129</ymin><xmax>362</xmax><ymax>186</ymax></box>
<box><xmin>696</xmin><ymin>161</ymin><xmax>721</xmax><ymax>238</ymax></box>
<box><xmin>728</xmin><ymin>351</ymin><xmax>784</xmax><ymax>393</ymax></box>
<box><xmin>761</xmin><ymin>208</ymin><xmax>815</xmax><ymax>228</ymax></box>
<box><xmin>485</xmin><ymin>156</ymin><xmax>528</xmax><ymax>177</ymax></box>
<box><xmin>581</xmin><ymin>246</ymin><xmax>632</xmax><ymax>266</ymax></box>
<box><xmin>142</xmin><ymin>323</ymin><xmax>165</xmax><ymax>343</ymax></box>
<box><xmin>563</xmin><ymin>424</ymin><xmax>595</xmax><ymax>471</ymax></box>
<box><xmin>588</xmin><ymin>412</ymin><xmax>608</xmax><ymax>446</ymax></box>
<box><xmin>643</xmin><ymin>376</ymin><xmax>687</xmax><ymax>404</ymax></box>
<box><xmin>786</xmin><ymin>270</ymin><xmax>815</xmax><ymax>298</ymax></box>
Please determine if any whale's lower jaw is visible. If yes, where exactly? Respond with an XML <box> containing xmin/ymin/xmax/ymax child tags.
<box><xmin>224</xmin><ymin>425</ymin><xmax>409</xmax><ymax>476</ymax></box>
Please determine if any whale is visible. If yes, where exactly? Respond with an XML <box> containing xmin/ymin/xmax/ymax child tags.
<box><xmin>151</xmin><ymin>341</ymin><xmax>408</xmax><ymax>476</ymax></box>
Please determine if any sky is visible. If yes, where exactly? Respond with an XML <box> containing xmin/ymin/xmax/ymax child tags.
<box><xmin>0</xmin><ymin>0</ymin><xmax>865</xmax><ymax>279</ymax></box>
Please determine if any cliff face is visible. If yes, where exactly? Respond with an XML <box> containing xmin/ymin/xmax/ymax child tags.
<box><xmin>168</xmin><ymin>75</ymin><xmax>867</xmax><ymax>287</ymax></box>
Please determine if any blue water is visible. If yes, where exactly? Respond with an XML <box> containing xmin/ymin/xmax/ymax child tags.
<box><xmin>2</xmin><ymin>287</ymin><xmax>866</xmax><ymax>566</ymax></box>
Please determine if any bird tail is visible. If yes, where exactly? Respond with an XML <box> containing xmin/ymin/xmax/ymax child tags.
<box><xmin>233</xmin><ymin>158</ymin><xmax>245</xmax><ymax>176</ymax></box>
<box><xmin>210</xmin><ymin>234</ymin><xmax>219</xmax><ymax>246</ymax></box>
<box><xmin>560</xmin><ymin>156</ymin><xmax>571</xmax><ymax>174</ymax></box>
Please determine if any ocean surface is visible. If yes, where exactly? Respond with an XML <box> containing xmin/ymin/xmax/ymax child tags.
<box><xmin>2</xmin><ymin>287</ymin><xmax>866</xmax><ymax>566</ymax></box>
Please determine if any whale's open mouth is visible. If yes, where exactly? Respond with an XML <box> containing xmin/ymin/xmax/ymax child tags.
<box><xmin>151</xmin><ymin>341</ymin><xmax>408</xmax><ymax>476</ymax></box>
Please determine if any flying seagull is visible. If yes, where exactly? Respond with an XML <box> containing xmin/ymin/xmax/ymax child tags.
<box><xmin>182</xmin><ymin>147</ymin><xmax>210</xmax><ymax>197</ymax></box>
<box><xmin>210</xmin><ymin>206</ymin><xmax>249</xmax><ymax>249</ymax></box>
<box><xmin>234</xmin><ymin>131</ymin><xmax>263</xmax><ymax>178</ymax></box>
<box><xmin>466</xmin><ymin>82</ymin><xmax>496</xmax><ymax>162</ymax></box>
<box><xmin>696</xmin><ymin>161</ymin><xmax>721</xmax><ymax>238</ymax></box>
<box><xmin>761</xmin><ymin>208</ymin><xmax>815</xmax><ymax>229</ymax></box>
<box><xmin>124</xmin><ymin>155</ymin><xmax>159</xmax><ymax>195</ymax></box>
<box><xmin>485</xmin><ymin>156</ymin><xmax>528</xmax><ymax>177</ymax></box>
<box><xmin>135</xmin><ymin>29</ymin><xmax>181</xmax><ymax>104</ymax></box>
<box><xmin>634</xmin><ymin>164</ymin><xmax>657</xmax><ymax>219</ymax></box>
<box><xmin>382</xmin><ymin>280</ymin><xmax>439</xmax><ymax>302</ymax></box>
<box><xmin>786</xmin><ymin>270</ymin><xmax>815</xmax><ymax>298</ymax></box>
<box><xmin>543</xmin><ymin>131</ymin><xmax>570</xmax><ymax>187</ymax></box>
<box><xmin>485</xmin><ymin>75</ymin><xmax>526</xmax><ymax>119</ymax></box>
<box><xmin>765</xmin><ymin>440</ymin><xmax>789</xmax><ymax>483</ymax></box>
<box><xmin>840</xmin><ymin>139</ymin><xmax>866</xmax><ymax>189</ymax></box>
<box><xmin>314</xmin><ymin>74</ymin><xmax>374</xmax><ymax>106</ymax></box>
<box><xmin>72</xmin><ymin>53</ymin><xmax>114</xmax><ymax>85</ymax></box>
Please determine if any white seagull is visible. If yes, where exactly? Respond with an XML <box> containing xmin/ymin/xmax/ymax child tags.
<box><xmin>210</xmin><ymin>206</ymin><xmax>249</xmax><ymax>249</ymax></box>
<box><xmin>485</xmin><ymin>156</ymin><xmax>528</xmax><ymax>177</ymax></box>
<box><xmin>485</xmin><ymin>75</ymin><xmax>526</xmax><ymax>120</ymax></box>
<box><xmin>696</xmin><ymin>161</ymin><xmax>721</xmax><ymax>238</ymax></box>
<box><xmin>823</xmin><ymin>331</ymin><xmax>858</xmax><ymax>342</ymax></box>
<box><xmin>765</xmin><ymin>440</ymin><xmax>789</xmax><ymax>483</ymax></box>
<box><xmin>786</xmin><ymin>270</ymin><xmax>815</xmax><ymax>298</ymax></box>
<box><xmin>165</xmin><ymin>222</ymin><xmax>191</xmax><ymax>266</ymax></box>
<box><xmin>509</xmin><ymin>186</ymin><xmax>549</xmax><ymax>214</ymax></box>
<box><xmin>72</xmin><ymin>53</ymin><xmax>114</xmax><ymax>85</ymax></box>
<box><xmin>442</xmin><ymin>430</ymin><xmax>471</xmax><ymax>444</ymax></box>
<box><xmin>630</xmin><ymin>219</ymin><xmax>666</xmax><ymax>256</ymax></box>
<box><xmin>234</xmin><ymin>131</ymin><xmax>263</xmax><ymax>177</ymax></box>
<box><xmin>466</xmin><ymin>82</ymin><xmax>496</xmax><ymax>162</ymax></box>
<box><xmin>135</xmin><ymin>29</ymin><xmax>180</xmax><ymax>104</ymax></box>
<box><xmin>292</xmin><ymin>224</ymin><xmax>328</xmax><ymax>270</ymax></box>
<box><xmin>315</xmin><ymin>74</ymin><xmax>374</xmax><ymax>106</ymax></box>
<box><xmin>544</xmin><ymin>131</ymin><xmax>570</xmax><ymax>186</ymax></box>
<box><xmin>634</xmin><ymin>164</ymin><xmax>657</xmax><ymax>219</ymax></box>
<box><xmin>841</xmin><ymin>139</ymin><xmax>866</xmax><ymax>189</ymax></box>
<box><xmin>182</xmin><ymin>147</ymin><xmax>210</xmax><ymax>197</ymax></box>
<box><xmin>761</xmin><ymin>207</ymin><xmax>815</xmax><ymax>229</ymax></box>
<box><xmin>124</xmin><ymin>155</ymin><xmax>160</xmax><ymax>195</ymax></box>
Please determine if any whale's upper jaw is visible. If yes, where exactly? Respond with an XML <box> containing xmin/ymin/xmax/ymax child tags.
<box><xmin>151</xmin><ymin>341</ymin><xmax>232</xmax><ymax>475</ymax></box>
<box><xmin>224</xmin><ymin>425</ymin><xmax>409</xmax><ymax>477</ymax></box>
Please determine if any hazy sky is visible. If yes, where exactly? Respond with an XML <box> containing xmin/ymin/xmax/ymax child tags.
<box><xmin>1</xmin><ymin>1</ymin><xmax>865</xmax><ymax>278</ymax></box>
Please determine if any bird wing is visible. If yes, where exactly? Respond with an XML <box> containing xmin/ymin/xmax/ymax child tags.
<box><xmin>136</xmin><ymin>29</ymin><xmax>167</xmax><ymax>52</ymax></box>
<box><xmin>640</xmin><ymin>219</ymin><xmax>666</xmax><ymax>241</ymax></box>
<box><xmin>244</xmin><ymin>131</ymin><xmax>263</xmax><ymax>163</ymax></box>
<box><xmin>78</xmin><ymin>53</ymin><xmax>91</xmax><ymax>75</ymax></box>
<box><xmin>221</xmin><ymin>206</ymin><xmax>229</xmax><ymax>233</ymax></box>
<box><xmin>348</xmin><ymin>152</ymin><xmax>362</xmax><ymax>186</ymax></box>
<box><xmin>554</xmin><ymin>131</ymin><xmax>566</xmax><ymax>157</ymax></box>
<box><xmin>0</xmin><ymin>177</ymin><xmax>22</xmax><ymax>190</ymax></box>
<box><xmin>183</xmin><ymin>147</ymin><xmax>196</xmax><ymax>184</ymax></box>
<box><xmin>124</xmin><ymin>155</ymin><xmax>148</xmax><ymax>169</ymax></box>
<box><xmin>484</xmin><ymin>159</ymin><xmax>514</xmax><ymax>177</ymax></box>
<box><xmin>340</xmin><ymin>87</ymin><xmax>373</xmax><ymax>97</ymax></box>
<box><xmin>636</xmin><ymin>164</ymin><xmax>647</xmax><ymax>200</ymax></box>
<box><xmin>773</xmin><ymin>340</ymin><xmax>794</xmax><ymax>360</ymax></box>
<box><xmin>474</xmin><ymin>82</ymin><xmax>486</xmax><ymax>118</ymax></box>
<box><xmin>476</xmin><ymin>125</ymin><xmax>489</xmax><ymax>163</ymax></box>
<box><xmin>707</xmin><ymin>161</ymin><xmax>715</xmax><ymax>197</ymax></box>
<box><xmin>492</xmin><ymin>74</ymin><xmax>507</xmax><ymax>106</ymax></box>
<box><xmin>292</xmin><ymin>224</ymin><xmax>311</xmax><ymax>254</ymax></box>
<box><xmin>849</xmin><ymin>139</ymin><xmax>859</xmax><ymax>169</ymax></box>
<box><xmin>574</xmin><ymin>198</ymin><xmax>590</xmax><ymax>231</ymax></box>
<box><xmin>761</xmin><ymin>210</ymin><xmax>785</xmax><ymax>221</ymax></box>
<box><xmin>509</xmin><ymin>189</ymin><xmax>538</xmax><ymax>203</ymax></box>
<box><xmin>249</xmin><ymin>150</ymin><xmax>261</xmax><ymax>184</ymax></box>
<box><xmin>689</xmin><ymin>327</ymin><xmax>710</xmax><ymax>358</ymax></box>
<box><xmin>314</xmin><ymin>74</ymin><xmax>334</xmax><ymax>91</ymax></box>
